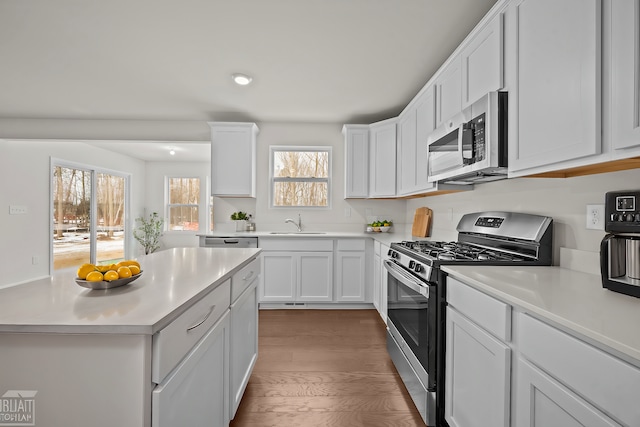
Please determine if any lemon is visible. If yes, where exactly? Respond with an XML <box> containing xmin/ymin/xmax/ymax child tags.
<box><xmin>122</xmin><ymin>260</ymin><xmax>141</xmax><ymax>269</ymax></box>
<box><xmin>104</xmin><ymin>270</ymin><xmax>119</xmax><ymax>281</ymax></box>
<box><xmin>117</xmin><ymin>266</ymin><xmax>132</xmax><ymax>279</ymax></box>
<box><xmin>77</xmin><ymin>263</ymin><xmax>96</xmax><ymax>279</ymax></box>
<box><xmin>96</xmin><ymin>264</ymin><xmax>110</xmax><ymax>273</ymax></box>
<box><xmin>86</xmin><ymin>271</ymin><xmax>104</xmax><ymax>282</ymax></box>
<box><xmin>128</xmin><ymin>265</ymin><xmax>141</xmax><ymax>276</ymax></box>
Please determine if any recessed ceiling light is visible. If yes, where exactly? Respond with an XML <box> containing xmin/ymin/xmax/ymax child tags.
<box><xmin>232</xmin><ymin>73</ymin><xmax>253</xmax><ymax>86</ymax></box>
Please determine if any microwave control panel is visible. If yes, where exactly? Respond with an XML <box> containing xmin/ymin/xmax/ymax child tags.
<box><xmin>605</xmin><ymin>191</ymin><xmax>640</xmax><ymax>232</ymax></box>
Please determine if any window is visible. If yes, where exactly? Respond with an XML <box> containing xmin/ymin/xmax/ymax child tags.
<box><xmin>270</xmin><ymin>146</ymin><xmax>331</xmax><ymax>208</ymax></box>
<box><xmin>167</xmin><ymin>177</ymin><xmax>200</xmax><ymax>231</ymax></box>
<box><xmin>52</xmin><ymin>162</ymin><xmax>129</xmax><ymax>270</ymax></box>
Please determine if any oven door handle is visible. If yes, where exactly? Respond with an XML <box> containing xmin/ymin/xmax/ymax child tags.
<box><xmin>384</xmin><ymin>260</ymin><xmax>430</xmax><ymax>297</ymax></box>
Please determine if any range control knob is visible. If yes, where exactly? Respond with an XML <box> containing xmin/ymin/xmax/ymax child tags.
<box><xmin>627</xmin><ymin>213</ymin><xmax>635</xmax><ymax>222</ymax></box>
<box><xmin>635</xmin><ymin>213</ymin><xmax>640</xmax><ymax>222</ymax></box>
<box><xmin>408</xmin><ymin>260</ymin><xmax>416</xmax><ymax>269</ymax></box>
<box><xmin>611</xmin><ymin>214</ymin><xmax>619</xmax><ymax>221</ymax></box>
<box><xmin>414</xmin><ymin>264</ymin><xmax>423</xmax><ymax>273</ymax></box>
<box><xmin>388</xmin><ymin>250</ymin><xmax>399</xmax><ymax>259</ymax></box>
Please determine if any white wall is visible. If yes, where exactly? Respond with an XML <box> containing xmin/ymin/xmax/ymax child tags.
<box><xmin>405</xmin><ymin>169</ymin><xmax>640</xmax><ymax>265</ymax></box>
<box><xmin>0</xmin><ymin>139</ymin><xmax>146</xmax><ymax>287</ymax></box>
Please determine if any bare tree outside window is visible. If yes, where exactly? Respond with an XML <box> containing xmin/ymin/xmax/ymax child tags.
<box><xmin>272</xmin><ymin>148</ymin><xmax>330</xmax><ymax>207</ymax></box>
<box><xmin>168</xmin><ymin>177</ymin><xmax>200</xmax><ymax>231</ymax></box>
<box><xmin>52</xmin><ymin>165</ymin><xmax>127</xmax><ymax>270</ymax></box>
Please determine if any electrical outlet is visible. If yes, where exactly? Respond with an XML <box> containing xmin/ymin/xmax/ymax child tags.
<box><xmin>586</xmin><ymin>204</ymin><xmax>605</xmax><ymax>230</ymax></box>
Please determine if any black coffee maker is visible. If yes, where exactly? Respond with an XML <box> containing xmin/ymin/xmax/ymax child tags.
<box><xmin>601</xmin><ymin>190</ymin><xmax>640</xmax><ymax>298</ymax></box>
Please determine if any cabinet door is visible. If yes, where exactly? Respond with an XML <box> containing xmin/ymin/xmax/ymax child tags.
<box><xmin>445</xmin><ymin>307</ymin><xmax>510</xmax><ymax>427</ymax></box>
<box><xmin>515</xmin><ymin>358</ymin><xmax>621</xmax><ymax>427</ymax></box>
<box><xmin>610</xmin><ymin>0</ymin><xmax>640</xmax><ymax>152</ymax></box>
<box><xmin>336</xmin><ymin>251</ymin><xmax>366</xmax><ymax>302</ymax></box>
<box><xmin>436</xmin><ymin>57</ymin><xmax>462</xmax><ymax>126</ymax></box>
<box><xmin>209</xmin><ymin>122</ymin><xmax>258</xmax><ymax>197</ymax></box>
<box><xmin>461</xmin><ymin>13</ymin><xmax>503</xmax><ymax>107</ymax></box>
<box><xmin>380</xmin><ymin>244</ymin><xmax>389</xmax><ymax>324</ymax></box>
<box><xmin>415</xmin><ymin>87</ymin><xmax>436</xmax><ymax>192</ymax></box>
<box><xmin>397</xmin><ymin>108</ymin><xmax>418</xmax><ymax>196</ymax></box>
<box><xmin>230</xmin><ymin>282</ymin><xmax>258</xmax><ymax>419</ymax></box>
<box><xmin>152</xmin><ymin>312</ymin><xmax>229</xmax><ymax>427</ymax></box>
<box><xmin>369</xmin><ymin>120</ymin><xmax>397</xmax><ymax>197</ymax></box>
<box><xmin>298</xmin><ymin>252</ymin><xmax>333</xmax><ymax>302</ymax></box>
<box><xmin>373</xmin><ymin>249</ymin><xmax>381</xmax><ymax>312</ymax></box>
<box><xmin>343</xmin><ymin>125</ymin><xmax>369</xmax><ymax>198</ymax></box>
<box><xmin>508</xmin><ymin>0</ymin><xmax>601</xmax><ymax>173</ymax></box>
<box><xmin>260</xmin><ymin>252</ymin><xmax>296</xmax><ymax>302</ymax></box>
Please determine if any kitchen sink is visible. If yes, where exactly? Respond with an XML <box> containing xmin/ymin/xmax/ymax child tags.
<box><xmin>268</xmin><ymin>232</ymin><xmax>327</xmax><ymax>235</ymax></box>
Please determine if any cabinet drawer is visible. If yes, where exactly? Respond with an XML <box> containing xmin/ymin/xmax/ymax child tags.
<box><xmin>259</xmin><ymin>238</ymin><xmax>333</xmax><ymax>251</ymax></box>
<box><xmin>337</xmin><ymin>239</ymin><xmax>365</xmax><ymax>251</ymax></box>
<box><xmin>152</xmin><ymin>280</ymin><xmax>231</xmax><ymax>383</ymax></box>
<box><xmin>232</xmin><ymin>258</ymin><xmax>259</xmax><ymax>302</ymax></box>
<box><xmin>447</xmin><ymin>277</ymin><xmax>511</xmax><ymax>341</ymax></box>
<box><xmin>519</xmin><ymin>313</ymin><xmax>640</xmax><ymax>427</ymax></box>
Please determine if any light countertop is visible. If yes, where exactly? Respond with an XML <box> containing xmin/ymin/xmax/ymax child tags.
<box><xmin>442</xmin><ymin>265</ymin><xmax>640</xmax><ymax>364</ymax></box>
<box><xmin>0</xmin><ymin>247</ymin><xmax>261</xmax><ymax>335</ymax></box>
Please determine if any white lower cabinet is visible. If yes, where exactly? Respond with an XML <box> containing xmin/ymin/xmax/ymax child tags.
<box><xmin>152</xmin><ymin>311</ymin><xmax>230</xmax><ymax>427</ymax></box>
<box><xmin>335</xmin><ymin>239</ymin><xmax>367</xmax><ymax>302</ymax></box>
<box><xmin>516</xmin><ymin>313</ymin><xmax>640</xmax><ymax>427</ymax></box>
<box><xmin>259</xmin><ymin>239</ymin><xmax>333</xmax><ymax>303</ymax></box>
<box><xmin>373</xmin><ymin>241</ymin><xmax>381</xmax><ymax>312</ymax></box>
<box><xmin>515</xmin><ymin>358</ymin><xmax>621</xmax><ymax>427</ymax></box>
<box><xmin>229</xmin><ymin>266</ymin><xmax>259</xmax><ymax>419</ymax></box>
<box><xmin>446</xmin><ymin>279</ymin><xmax>511</xmax><ymax>427</ymax></box>
<box><xmin>446</xmin><ymin>276</ymin><xmax>640</xmax><ymax>427</ymax></box>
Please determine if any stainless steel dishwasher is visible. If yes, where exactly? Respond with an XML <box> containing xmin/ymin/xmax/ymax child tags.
<box><xmin>199</xmin><ymin>236</ymin><xmax>259</xmax><ymax>248</ymax></box>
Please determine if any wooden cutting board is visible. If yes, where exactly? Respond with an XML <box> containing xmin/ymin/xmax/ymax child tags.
<box><xmin>412</xmin><ymin>207</ymin><xmax>432</xmax><ymax>238</ymax></box>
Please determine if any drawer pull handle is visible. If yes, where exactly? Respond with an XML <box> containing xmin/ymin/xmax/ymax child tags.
<box><xmin>186</xmin><ymin>305</ymin><xmax>216</xmax><ymax>332</ymax></box>
<box><xmin>242</xmin><ymin>270</ymin><xmax>256</xmax><ymax>282</ymax></box>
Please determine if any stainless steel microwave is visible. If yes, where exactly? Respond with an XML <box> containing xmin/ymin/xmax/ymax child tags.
<box><xmin>427</xmin><ymin>91</ymin><xmax>508</xmax><ymax>185</ymax></box>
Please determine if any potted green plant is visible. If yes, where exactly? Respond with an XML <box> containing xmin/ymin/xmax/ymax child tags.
<box><xmin>230</xmin><ymin>211</ymin><xmax>250</xmax><ymax>231</ymax></box>
<box><xmin>133</xmin><ymin>212</ymin><xmax>164</xmax><ymax>254</ymax></box>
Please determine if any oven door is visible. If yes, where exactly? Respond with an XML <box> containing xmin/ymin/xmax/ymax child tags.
<box><xmin>384</xmin><ymin>259</ymin><xmax>437</xmax><ymax>390</ymax></box>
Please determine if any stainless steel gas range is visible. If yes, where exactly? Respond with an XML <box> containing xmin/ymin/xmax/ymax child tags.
<box><xmin>385</xmin><ymin>211</ymin><xmax>553</xmax><ymax>426</ymax></box>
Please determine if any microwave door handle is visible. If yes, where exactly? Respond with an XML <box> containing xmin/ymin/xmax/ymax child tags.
<box><xmin>457</xmin><ymin>124</ymin><xmax>465</xmax><ymax>164</ymax></box>
<box><xmin>460</xmin><ymin>123</ymin><xmax>474</xmax><ymax>164</ymax></box>
<box><xmin>384</xmin><ymin>260</ymin><xmax>429</xmax><ymax>297</ymax></box>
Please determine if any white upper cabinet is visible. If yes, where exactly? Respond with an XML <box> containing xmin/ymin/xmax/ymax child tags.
<box><xmin>342</xmin><ymin>125</ymin><xmax>369</xmax><ymax>198</ymax></box>
<box><xmin>398</xmin><ymin>86</ymin><xmax>436</xmax><ymax>196</ymax></box>
<box><xmin>369</xmin><ymin>118</ymin><xmax>397</xmax><ymax>198</ymax></box>
<box><xmin>435</xmin><ymin>57</ymin><xmax>463</xmax><ymax>127</ymax></box>
<box><xmin>610</xmin><ymin>0</ymin><xmax>640</xmax><ymax>154</ymax></box>
<box><xmin>461</xmin><ymin>12</ymin><xmax>504</xmax><ymax>107</ymax></box>
<box><xmin>209</xmin><ymin>122</ymin><xmax>259</xmax><ymax>198</ymax></box>
<box><xmin>507</xmin><ymin>0</ymin><xmax>602</xmax><ymax>175</ymax></box>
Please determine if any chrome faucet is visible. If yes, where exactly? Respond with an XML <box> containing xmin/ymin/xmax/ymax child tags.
<box><xmin>285</xmin><ymin>214</ymin><xmax>302</xmax><ymax>232</ymax></box>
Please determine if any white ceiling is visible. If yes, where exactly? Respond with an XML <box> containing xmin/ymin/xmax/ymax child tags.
<box><xmin>0</xmin><ymin>0</ymin><xmax>498</xmax><ymax>126</ymax></box>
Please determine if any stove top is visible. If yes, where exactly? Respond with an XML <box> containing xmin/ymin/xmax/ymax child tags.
<box><xmin>393</xmin><ymin>240</ymin><xmax>527</xmax><ymax>262</ymax></box>
<box><xmin>387</xmin><ymin>211</ymin><xmax>554</xmax><ymax>282</ymax></box>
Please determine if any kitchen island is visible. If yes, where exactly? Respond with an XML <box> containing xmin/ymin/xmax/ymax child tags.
<box><xmin>0</xmin><ymin>247</ymin><xmax>261</xmax><ymax>427</ymax></box>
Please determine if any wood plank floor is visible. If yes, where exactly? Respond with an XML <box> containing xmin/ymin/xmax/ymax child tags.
<box><xmin>230</xmin><ymin>309</ymin><xmax>425</xmax><ymax>427</ymax></box>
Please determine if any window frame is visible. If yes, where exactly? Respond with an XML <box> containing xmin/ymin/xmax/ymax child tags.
<box><xmin>50</xmin><ymin>158</ymin><xmax>131</xmax><ymax>270</ymax></box>
<box><xmin>164</xmin><ymin>176</ymin><xmax>208</xmax><ymax>233</ymax></box>
<box><xmin>269</xmin><ymin>145</ymin><xmax>332</xmax><ymax>209</ymax></box>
